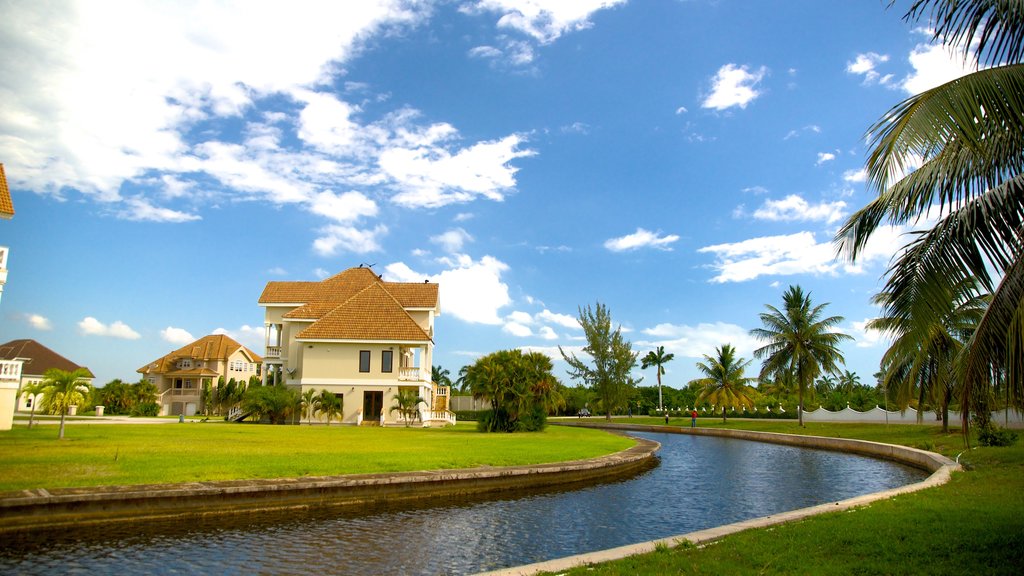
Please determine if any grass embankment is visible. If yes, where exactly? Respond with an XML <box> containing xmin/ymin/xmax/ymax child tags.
<box><xmin>0</xmin><ymin>423</ymin><xmax>634</xmax><ymax>491</ymax></box>
<box><xmin>550</xmin><ymin>418</ymin><xmax>1024</xmax><ymax>576</ymax></box>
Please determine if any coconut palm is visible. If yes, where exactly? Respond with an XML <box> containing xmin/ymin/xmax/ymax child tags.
<box><xmin>835</xmin><ymin>0</ymin><xmax>1024</xmax><ymax>432</ymax></box>
<box><xmin>19</xmin><ymin>380</ymin><xmax>47</xmax><ymax>429</ymax></box>
<box><xmin>314</xmin><ymin>390</ymin><xmax>343</xmax><ymax>426</ymax></box>
<box><xmin>641</xmin><ymin>346</ymin><xmax>675</xmax><ymax>413</ymax></box>
<box><xmin>300</xmin><ymin>388</ymin><xmax>320</xmax><ymax>424</ymax></box>
<box><xmin>838</xmin><ymin>370</ymin><xmax>861</xmax><ymax>397</ymax></box>
<box><xmin>390</xmin><ymin>388</ymin><xmax>424</xmax><ymax>427</ymax></box>
<box><xmin>870</xmin><ymin>278</ymin><xmax>987</xmax><ymax>432</ymax></box>
<box><xmin>40</xmin><ymin>368</ymin><xmax>92</xmax><ymax>439</ymax></box>
<box><xmin>432</xmin><ymin>365</ymin><xmax>452</xmax><ymax>390</ymax></box>
<box><xmin>751</xmin><ymin>285</ymin><xmax>851</xmax><ymax>426</ymax></box>
<box><xmin>689</xmin><ymin>344</ymin><xmax>756</xmax><ymax>423</ymax></box>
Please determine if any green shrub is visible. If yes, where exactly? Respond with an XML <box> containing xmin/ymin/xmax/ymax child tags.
<box><xmin>130</xmin><ymin>401</ymin><xmax>160</xmax><ymax>417</ymax></box>
<box><xmin>977</xmin><ymin>421</ymin><xmax>1019</xmax><ymax>447</ymax></box>
<box><xmin>453</xmin><ymin>410</ymin><xmax>481</xmax><ymax>421</ymax></box>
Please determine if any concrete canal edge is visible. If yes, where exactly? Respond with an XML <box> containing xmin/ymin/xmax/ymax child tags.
<box><xmin>475</xmin><ymin>422</ymin><xmax>961</xmax><ymax>576</ymax></box>
<box><xmin>0</xmin><ymin>433</ymin><xmax>659</xmax><ymax>534</ymax></box>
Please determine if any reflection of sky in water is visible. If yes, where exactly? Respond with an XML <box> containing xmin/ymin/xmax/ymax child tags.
<box><xmin>0</xmin><ymin>432</ymin><xmax>925</xmax><ymax>575</ymax></box>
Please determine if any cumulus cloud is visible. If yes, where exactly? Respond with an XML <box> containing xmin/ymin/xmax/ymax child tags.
<box><xmin>213</xmin><ymin>325</ymin><xmax>265</xmax><ymax>352</ymax></box>
<box><xmin>639</xmin><ymin>321</ymin><xmax>762</xmax><ymax>361</ymax></box>
<box><xmin>160</xmin><ymin>326</ymin><xmax>195</xmax><ymax>345</ymax></box>
<box><xmin>431</xmin><ymin>228</ymin><xmax>473</xmax><ymax>253</ymax></box>
<box><xmin>537</xmin><ymin>309</ymin><xmax>580</xmax><ymax>330</ymax></box>
<box><xmin>702</xmin><ymin>64</ymin><xmax>768</xmax><ymax>111</ymax></box>
<box><xmin>78</xmin><ymin>316</ymin><xmax>141</xmax><ymax>339</ymax></box>
<box><xmin>751</xmin><ymin>195</ymin><xmax>847</xmax><ymax>224</ymax></box>
<box><xmin>25</xmin><ymin>313</ymin><xmax>53</xmax><ymax>331</ymax></box>
<box><xmin>850</xmin><ymin>318</ymin><xmax>889</xmax><ymax>349</ymax></box>
<box><xmin>846</xmin><ymin>52</ymin><xmax>891</xmax><ymax>85</ymax></box>
<box><xmin>313</xmin><ymin>224</ymin><xmax>388</xmax><ymax>256</ymax></box>
<box><xmin>385</xmin><ymin>255</ymin><xmax>512</xmax><ymax>325</ymax></box>
<box><xmin>816</xmin><ymin>152</ymin><xmax>836</xmax><ymax>165</ymax></box>
<box><xmin>467</xmin><ymin>0</ymin><xmax>628</xmax><ymax>44</ymax></box>
<box><xmin>843</xmin><ymin>169</ymin><xmax>867</xmax><ymax>183</ymax></box>
<box><xmin>901</xmin><ymin>39</ymin><xmax>975</xmax><ymax>95</ymax></box>
<box><xmin>604</xmin><ymin>228</ymin><xmax>679</xmax><ymax>252</ymax></box>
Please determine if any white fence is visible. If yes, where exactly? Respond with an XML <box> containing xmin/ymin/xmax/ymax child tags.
<box><xmin>803</xmin><ymin>406</ymin><xmax>1024</xmax><ymax>429</ymax></box>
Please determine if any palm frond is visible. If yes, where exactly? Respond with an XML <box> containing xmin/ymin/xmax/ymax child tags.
<box><xmin>906</xmin><ymin>0</ymin><xmax>1024</xmax><ymax>66</ymax></box>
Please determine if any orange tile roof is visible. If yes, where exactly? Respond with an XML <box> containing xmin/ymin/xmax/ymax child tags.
<box><xmin>138</xmin><ymin>334</ymin><xmax>262</xmax><ymax>374</ymax></box>
<box><xmin>296</xmin><ymin>282</ymin><xmax>432</xmax><ymax>341</ymax></box>
<box><xmin>259</xmin><ymin>266</ymin><xmax>439</xmax><ymax>341</ymax></box>
<box><xmin>0</xmin><ymin>164</ymin><xmax>13</xmax><ymax>219</ymax></box>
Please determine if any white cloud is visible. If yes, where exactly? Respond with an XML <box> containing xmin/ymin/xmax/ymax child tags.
<box><xmin>431</xmin><ymin>228</ymin><xmax>473</xmax><ymax>253</ymax></box>
<box><xmin>385</xmin><ymin>255</ymin><xmax>512</xmax><ymax>325</ymax></box>
<box><xmin>313</xmin><ymin>267</ymin><xmax>330</xmax><ymax>279</ymax></box>
<box><xmin>846</xmin><ymin>52</ymin><xmax>890</xmax><ymax>84</ymax></box>
<box><xmin>267</xmin><ymin>267</ymin><xmax>287</xmax><ymax>276</ymax></box>
<box><xmin>538</xmin><ymin>326</ymin><xmax>558</xmax><ymax>340</ymax></box>
<box><xmin>25</xmin><ymin>313</ymin><xmax>53</xmax><ymax>331</ymax></box>
<box><xmin>902</xmin><ymin>39</ymin><xmax>975</xmax><ymax>95</ymax></box>
<box><xmin>78</xmin><ymin>316</ymin><xmax>141</xmax><ymax>339</ymax></box>
<box><xmin>160</xmin><ymin>326</ymin><xmax>195</xmax><ymax>345</ymax></box>
<box><xmin>504</xmin><ymin>321</ymin><xmax>533</xmax><ymax>337</ymax></box>
<box><xmin>537</xmin><ymin>309</ymin><xmax>579</xmax><ymax>330</ymax></box>
<box><xmin>383</xmin><ymin>134</ymin><xmax>536</xmax><ymax>208</ymax></box>
<box><xmin>604</xmin><ymin>228</ymin><xmax>680</xmax><ymax>252</ymax></box>
<box><xmin>702</xmin><ymin>64</ymin><xmax>768</xmax><ymax>111</ymax></box>
<box><xmin>116</xmin><ymin>197</ymin><xmax>201</xmax><ymax>223</ymax></box>
<box><xmin>308</xmin><ymin>190</ymin><xmax>378</xmax><ymax>224</ymax></box>
<box><xmin>639</xmin><ymin>321</ymin><xmax>762</xmax><ymax>361</ymax></box>
<box><xmin>313</xmin><ymin>224</ymin><xmax>388</xmax><ymax>256</ymax></box>
<box><xmin>843</xmin><ymin>169</ymin><xmax>867</xmax><ymax>183</ymax></box>
<box><xmin>507</xmin><ymin>310</ymin><xmax>535</xmax><ymax>325</ymax></box>
<box><xmin>468</xmin><ymin>0</ymin><xmax>628</xmax><ymax>44</ymax></box>
<box><xmin>752</xmin><ymin>195</ymin><xmax>847</xmax><ymax>224</ymax></box>
<box><xmin>850</xmin><ymin>318</ymin><xmax>889</xmax><ymax>349</ymax></box>
<box><xmin>213</xmin><ymin>325</ymin><xmax>265</xmax><ymax>352</ymax></box>
<box><xmin>816</xmin><ymin>152</ymin><xmax>836</xmax><ymax>165</ymax></box>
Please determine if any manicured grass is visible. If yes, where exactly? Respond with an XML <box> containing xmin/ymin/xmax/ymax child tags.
<box><xmin>0</xmin><ymin>422</ymin><xmax>634</xmax><ymax>491</ymax></box>
<box><xmin>549</xmin><ymin>419</ymin><xmax>1024</xmax><ymax>576</ymax></box>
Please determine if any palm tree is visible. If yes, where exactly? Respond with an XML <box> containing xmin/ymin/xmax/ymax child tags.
<box><xmin>19</xmin><ymin>380</ymin><xmax>47</xmax><ymax>429</ymax></box>
<box><xmin>390</xmin><ymin>388</ymin><xmax>424</xmax><ymax>427</ymax></box>
<box><xmin>40</xmin><ymin>368</ymin><xmax>92</xmax><ymax>439</ymax></box>
<box><xmin>300</xmin><ymin>388</ymin><xmax>320</xmax><ymax>424</ymax></box>
<box><xmin>751</xmin><ymin>285</ymin><xmax>851</xmax><ymax>426</ymax></box>
<box><xmin>870</xmin><ymin>278</ymin><xmax>986</xmax><ymax>432</ymax></box>
<box><xmin>835</xmin><ymin>0</ymin><xmax>1024</xmax><ymax>433</ymax></box>
<box><xmin>641</xmin><ymin>346</ymin><xmax>675</xmax><ymax>413</ymax></box>
<box><xmin>689</xmin><ymin>344</ymin><xmax>756</xmax><ymax>423</ymax></box>
<box><xmin>314</xmin><ymin>390</ymin><xmax>343</xmax><ymax>426</ymax></box>
<box><xmin>838</xmin><ymin>370</ymin><xmax>861</xmax><ymax>397</ymax></box>
<box><xmin>432</xmin><ymin>365</ymin><xmax>452</xmax><ymax>390</ymax></box>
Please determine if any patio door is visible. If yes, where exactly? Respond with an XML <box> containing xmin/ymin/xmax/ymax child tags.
<box><xmin>363</xmin><ymin>391</ymin><xmax>383</xmax><ymax>422</ymax></box>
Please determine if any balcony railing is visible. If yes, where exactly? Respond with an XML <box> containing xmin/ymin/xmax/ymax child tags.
<box><xmin>399</xmin><ymin>367</ymin><xmax>426</xmax><ymax>382</ymax></box>
<box><xmin>0</xmin><ymin>359</ymin><xmax>23</xmax><ymax>381</ymax></box>
<box><xmin>265</xmin><ymin>346</ymin><xmax>281</xmax><ymax>359</ymax></box>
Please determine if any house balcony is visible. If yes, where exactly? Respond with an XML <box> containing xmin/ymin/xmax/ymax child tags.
<box><xmin>399</xmin><ymin>367</ymin><xmax>428</xmax><ymax>382</ymax></box>
<box><xmin>264</xmin><ymin>346</ymin><xmax>282</xmax><ymax>359</ymax></box>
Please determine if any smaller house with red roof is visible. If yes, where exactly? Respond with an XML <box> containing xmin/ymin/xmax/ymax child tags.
<box><xmin>0</xmin><ymin>339</ymin><xmax>95</xmax><ymax>414</ymax></box>
<box><xmin>138</xmin><ymin>334</ymin><xmax>262</xmax><ymax>416</ymax></box>
<box><xmin>258</xmin><ymin>265</ymin><xmax>451</xmax><ymax>426</ymax></box>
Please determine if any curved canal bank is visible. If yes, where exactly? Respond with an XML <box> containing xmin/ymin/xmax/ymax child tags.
<box><xmin>0</xmin><ymin>432</ymin><xmax>659</xmax><ymax>534</ymax></box>
<box><xmin>477</xmin><ymin>422</ymin><xmax>960</xmax><ymax>576</ymax></box>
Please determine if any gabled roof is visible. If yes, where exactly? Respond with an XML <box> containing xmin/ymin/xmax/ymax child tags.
<box><xmin>259</xmin><ymin>266</ymin><xmax>439</xmax><ymax>342</ymax></box>
<box><xmin>296</xmin><ymin>282</ymin><xmax>431</xmax><ymax>341</ymax></box>
<box><xmin>0</xmin><ymin>339</ymin><xmax>93</xmax><ymax>378</ymax></box>
<box><xmin>138</xmin><ymin>334</ymin><xmax>262</xmax><ymax>374</ymax></box>
<box><xmin>0</xmin><ymin>163</ymin><xmax>13</xmax><ymax>219</ymax></box>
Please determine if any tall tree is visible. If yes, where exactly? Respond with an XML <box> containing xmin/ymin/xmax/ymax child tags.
<box><xmin>560</xmin><ymin>302</ymin><xmax>639</xmax><ymax>420</ymax></box>
<box><xmin>432</xmin><ymin>365</ymin><xmax>452</xmax><ymax>390</ymax></box>
<box><xmin>641</xmin><ymin>345</ymin><xmax>675</xmax><ymax>413</ymax></box>
<box><xmin>835</xmin><ymin>0</ymin><xmax>1024</xmax><ymax>434</ymax></box>
<box><xmin>40</xmin><ymin>368</ymin><xmax>92</xmax><ymax>439</ymax></box>
<box><xmin>464</xmin><ymin>349</ymin><xmax>562</xmax><ymax>432</ymax></box>
<box><xmin>751</xmin><ymin>286</ymin><xmax>851</xmax><ymax>426</ymax></box>
<box><xmin>690</xmin><ymin>344</ymin><xmax>756</xmax><ymax>423</ymax></box>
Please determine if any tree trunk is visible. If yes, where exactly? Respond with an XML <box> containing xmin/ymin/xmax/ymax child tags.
<box><xmin>722</xmin><ymin>406</ymin><xmax>727</xmax><ymax>423</ymax></box>
<box><xmin>58</xmin><ymin>412</ymin><xmax>66</xmax><ymax>439</ymax></box>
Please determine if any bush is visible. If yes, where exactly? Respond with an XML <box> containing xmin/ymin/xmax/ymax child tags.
<box><xmin>130</xmin><ymin>402</ymin><xmax>160</xmax><ymax>417</ymax></box>
<box><xmin>977</xmin><ymin>421</ymin><xmax>1019</xmax><ymax>447</ymax></box>
<box><xmin>453</xmin><ymin>410</ymin><xmax>481</xmax><ymax>422</ymax></box>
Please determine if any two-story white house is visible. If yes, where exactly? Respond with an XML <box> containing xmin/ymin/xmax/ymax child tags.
<box><xmin>138</xmin><ymin>334</ymin><xmax>262</xmax><ymax>416</ymax></box>
<box><xmin>258</xmin><ymin>265</ymin><xmax>451</xmax><ymax>426</ymax></box>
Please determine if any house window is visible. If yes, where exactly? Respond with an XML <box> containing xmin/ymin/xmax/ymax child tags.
<box><xmin>185</xmin><ymin>379</ymin><xmax>193</xmax><ymax>389</ymax></box>
<box><xmin>381</xmin><ymin>350</ymin><xmax>393</xmax><ymax>373</ymax></box>
<box><xmin>359</xmin><ymin>350</ymin><xmax>371</xmax><ymax>373</ymax></box>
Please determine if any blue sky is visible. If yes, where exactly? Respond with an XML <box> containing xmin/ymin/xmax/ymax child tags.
<box><xmin>0</xmin><ymin>1</ymin><xmax>974</xmax><ymax>389</ymax></box>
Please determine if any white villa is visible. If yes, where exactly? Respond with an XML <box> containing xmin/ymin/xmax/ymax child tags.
<box><xmin>138</xmin><ymin>334</ymin><xmax>262</xmax><ymax>416</ymax></box>
<box><xmin>258</xmin><ymin>266</ymin><xmax>452</xmax><ymax>426</ymax></box>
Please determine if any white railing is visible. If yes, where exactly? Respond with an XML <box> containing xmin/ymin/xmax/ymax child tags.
<box><xmin>427</xmin><ymin>410</ymin><xmax>456</xmax><ymax>426</ymax></box>
<box><xmin>265</xmin><ymin>346</ymin><xmax>281</xmax><ymax>359</ymax></box>
<box><xmin>0</xmin><ymin>359</ymin><xmax>23</xmax><ymax>381</ymax></box>
<box><xmin>435</xmin><ymin>386</ymin><xmax>449</xmax><ymax>396</ymax></box>
<box><xmin>399</xmin><ymin>367</ymin><xmax>426</xmax><ymax>382</ymax></box>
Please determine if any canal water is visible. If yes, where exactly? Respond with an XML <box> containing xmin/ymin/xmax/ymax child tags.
<box><xmin>0</xmin><ymin>432</ymin><xmax>925</xmax><ymax>575</ymax></box>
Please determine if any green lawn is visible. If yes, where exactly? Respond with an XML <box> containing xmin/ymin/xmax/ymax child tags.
<box><xmin>549</xmin><ymin>419</ymin><xmax>1024</xmax><ymax>576</ymax></box>
<box><xmin>0</xmin><ymin>422</ymin><xmax>634</xmax><ymax>491</ymax></box>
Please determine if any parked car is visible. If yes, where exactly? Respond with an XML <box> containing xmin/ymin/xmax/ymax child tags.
<box><xmin>577</xmin><ymin>408</ymin><xmax>591</xmax><ymax>418</ymax></box>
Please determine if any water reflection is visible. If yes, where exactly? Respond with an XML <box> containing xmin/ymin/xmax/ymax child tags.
<box><xmin>0</xmin><ymin>432</ymin><xmax>925</xmax><ymax>575</ymax></box>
